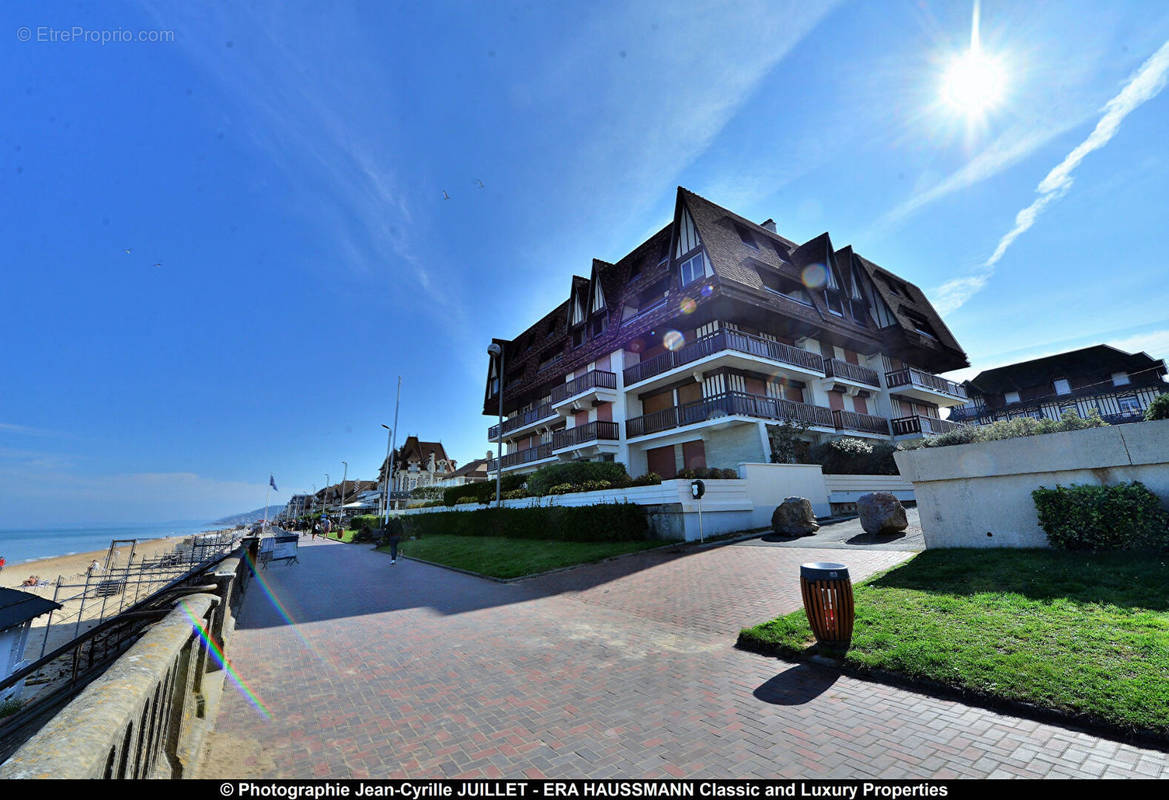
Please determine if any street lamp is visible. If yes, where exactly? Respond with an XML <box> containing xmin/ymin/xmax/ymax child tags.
<box><xmin>380</xmin><ymin>424</ymin><xmax>393</xmax><ymax>521</ymax></box>
<box><xmin>340</xmin><ymin>461</ymin><xmax>348</xmax><ymax>528</ymax></box>
<box><xmin>324</xmin><ymin>473</ymin><xmax>330</xmax><ymax>522</ymax></box>
<box><xmin>487</xmin><ymin>342</ymin><xmax>504</xmax><ymax>509</ymax></box>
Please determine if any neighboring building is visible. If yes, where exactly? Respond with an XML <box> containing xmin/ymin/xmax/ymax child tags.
<box><xmin>481</xmin><ymin>187</ymin><xmax>969</xmax><ymax>479</ymax></box>
<box><xmin>379</xmin><ymin>436</ymin><xmax>457</xmax><ymax>507</ymax></box>
<box><xmin>311</xmin><ymin>480</ymin><xmax>378</xmax><ymax>519</ymax></box>
<box><xmin>950</xmin><ymin>345</ymin><xmax>1167</xmax><ymax>426</ymax></box>
<box><xmin>437</xmin><ymin>458</ymin><xmax>490</xmax><ymax>488</ymax></box>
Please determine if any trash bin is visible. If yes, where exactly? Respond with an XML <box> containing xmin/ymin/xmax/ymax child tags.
<box><xmin>799</xmin><ymin>562</ymin><xmax>854</xmax><ymax>646</ymax></box>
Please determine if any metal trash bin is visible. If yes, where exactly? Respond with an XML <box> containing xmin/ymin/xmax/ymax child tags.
<box><xmin>799</xmin><ymin>562</ymin><xmax>854</xmax><ymax>646</ymax></box>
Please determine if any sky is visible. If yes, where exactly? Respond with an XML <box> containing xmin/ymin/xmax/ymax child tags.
<box><xmin>2</xmin><ymin>1</ymin><xmax>1168</xmax><ymax>526</ymax></box>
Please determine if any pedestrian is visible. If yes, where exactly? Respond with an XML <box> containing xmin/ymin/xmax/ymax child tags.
<box><xmin>383</xmin><ymin>518</ymin><xmax>402</xmax><ymax>565</ymax></box>
<box><xmin>0</xmin><ymin>555</ymin><xmax>6</xmax><ymax>576</ymax></box>
<box><xmin>311</xmin><ymin>520</ymin><xmax>320</xmax><ymax>541</ymax></box>
<box><xmin>87</xmin><ymin>559</ymin><xmax>102</xmax><ymax>577</ymax></box>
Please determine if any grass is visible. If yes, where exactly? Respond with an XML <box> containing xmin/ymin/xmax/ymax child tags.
<box><xmin>739</xmin><ymin>549</ymin><xmax>1169</xmax><ymax>737</ymax></box>
<box><xmin>380</xmin><ymin>535</ymin><xmax>665</xmax><ymax>579</ymax></box>
<box><xmin>325</xmin><ymin>529</ymin><xmax>357</xmax><ymax>543</ymax></box>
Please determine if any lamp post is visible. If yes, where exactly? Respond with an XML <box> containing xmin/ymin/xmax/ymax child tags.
<box><xmin>324</xmin><ymin>473</ymin><xmax>330</xmax><ymax>523</ymax></box>
<box><xmin>487</xmin><ymin>342</ymin><xmax>504</xmax><ymax>509</ymax></box>
<box><xmin>384</xmin><ymin>377</ymin><xmax>402</xmax><ymax>519</ymax></box>
<box><xmin>340</xmin><ymin>461</ymin><xmax>348</xmax><ymax>528</ymax></box>
<box><xmin>379</xmin><ymin>424</ymin><xmax>392</xmax><ymax>521</ymax></box>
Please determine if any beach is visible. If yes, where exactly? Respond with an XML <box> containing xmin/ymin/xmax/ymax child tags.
<box><xmin>0</xmin><ymin>536</ymin><xmax>189</xmax><ymax>591</ymax></box>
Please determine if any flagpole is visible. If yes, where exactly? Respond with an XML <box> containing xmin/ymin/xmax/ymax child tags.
<box><xmin>383</xmin><ymin>376</ymin><xmax>402</xmax><ymax>524</ymax></box>
<box><xmin>264</xmin><ymin>479</ymin><xmax>271</xmax><ymax>532</ymax></box>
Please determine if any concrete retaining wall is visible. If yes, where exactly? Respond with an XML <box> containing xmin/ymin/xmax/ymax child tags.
<box><xmin>737</xmin><ymin>463</ymin><xmax>831</xmax><ymax>526</ymax></box>
<box><xmin>823</xmin><ymin>474</ymin><xmax>914</xmax><ymax>504</ymax></box>
<box><xmin>893</xmin><ymin>419</ymin><xmax>1169</xmax><ymax>548</ymax></box>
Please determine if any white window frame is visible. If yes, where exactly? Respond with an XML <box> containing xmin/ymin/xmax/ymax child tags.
<box><xmin>1004</xmin><ymin>391</ymin><xmax>1020</xmax><ymax>404</ymax></box>
<box><xmin>1054</xmin><ymin>378</ymin><xmax>1071</xmax><ymax>395</ymax></box>
<box><xmin>679</xmin><ymin>252</ymin><xmax>707</xmax><ymax>286</ymax></box>
<box><xmin>1112</xmin><ymin>372</ymin><xmax>1131</xmax><ymax>386</ymax></box>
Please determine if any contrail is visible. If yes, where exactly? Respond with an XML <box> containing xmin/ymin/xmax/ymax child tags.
<box><xmin>934</xmin><ymin>38</ymin><xmax>1169</xmax><ymax>314</ymax></box>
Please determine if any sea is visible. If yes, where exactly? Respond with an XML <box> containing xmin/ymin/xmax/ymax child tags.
<box><xmin>0</xmin><ymin>522</ymin><xmax>222</xmax><ymax>567</ymax></box>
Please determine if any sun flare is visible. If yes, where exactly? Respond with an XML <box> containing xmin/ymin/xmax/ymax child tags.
<box><xmin>941</xmin><ymin>49</ymin><xmax>1007</xmax><ymax>117</ymax></box>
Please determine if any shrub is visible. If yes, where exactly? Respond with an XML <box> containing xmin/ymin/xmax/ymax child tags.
<box><xmin>502</xmin><ymin>488</ymin><xmax>530</xmax><ymax>500</ymax></box>
<box><xmin>630</xmin><ymin>472</ymin><xmax>662</xmax><ymax>486</ymax></box>
<box><xmin>527</xmin><ymin>461</ymin><xmax>630</xmax><ymax>496</ymax></box>
<box><xmin>454</xmin><ymin>496</ymin><xmax>478</xmax><ymax>505</ymax></box>
<box><xmin>400</xmin><ymin>503</ymin><xmax>650</xmax><ymax>542</ymax></box>
<box><xmin>547</xmin><ymin>483</ymin><xmax>576</xmax><ymax>495</ymax></box>
<box><xmin>767</xmin><ymin>420</ymin><xmax>811</xmax><ymax>464</ymax></box>
<box><xmin>1145</xmin><ymin>393</ymin><xmax>1169</xmax><ymax>421</ymax></box>
<box><xmin>1033</xmin><ymin>481</ymin><xmax>1169</xmax><ymax>551</ymax></box>
<box><xmin>350</xmin><ymin>515</ymin><xmax>382</xmax><ymax>534</ymax></box>
<box><xmin>905</xmin><ymin>409</ymin><xmax>1108</xmax><ymax>450</ymax></box>
<box><xmin>442</xmin><ymin>474</ymin><xmax>526</xmax><ymax>506</ymax></box>
<box><xmin>810</xmin><ymin>438</ymin><xmax>899</xmax><ymax>475</ymax></box>
<box><xmin>409</xmin><ymin>486</ymin><xmax>444</xmax><ymax>500</ymax></box>
<box><xmin>420</xmin><ymin>500</ymin><xmax>444</xmax><ymax>508</ymax></box>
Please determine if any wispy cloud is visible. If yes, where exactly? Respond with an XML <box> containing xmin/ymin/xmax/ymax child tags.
<box><xmin>936</xmin><ymin>38</ymin><xmax>1169</xmax><ymax>313</ymax></box>
<box><xmin>0</xmin><ymin>422</ymin><xmax>64</xmax><ymax>437</ymax></box>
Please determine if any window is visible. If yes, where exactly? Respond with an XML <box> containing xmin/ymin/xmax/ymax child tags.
<box><xmin>1054</xmin><ymin>378</ymin><xmax>1071</xmax><ymax>395</ymax></box>
<box><xmin>759</xmin><ymin>270</ymin><xmax>813</xmax><ymax>305</ymax></box>
<box><xmin>1112</xmin><ymin>372</ymin><xmax>1131</xmax><ymax>386</ymax></box>
<box><xmin>1004</xmin><ymin>391</ymin><xmax>1020</xmax><ymax>405</ymax></box>
<box><xmin>903</xmin><ymin>310</ymin><xmax>938</xmax><ymax>339</ymax></box>
<box><xmin>734</xmin><ymin>223</ymin><xmax>758</xmax><ymax>249</ymax></box>
<box><xmin>679</xmin><ymin>252</ymin><xmax>706</xmax><ymax>286</ymax></box>
<box><xmin>591</xmin><ymin>315</ymin><xmax>607</xmax><ymax>336</ymax></box>
<box><xmin>1118</xmin><ymin>395</ymin><xmax>1141</xmax><ymax>415</ymax></box>
<box><xmin>572</xmin><ymin>328</ymin><xmax>585</xmax><ymax>348</ymax></box>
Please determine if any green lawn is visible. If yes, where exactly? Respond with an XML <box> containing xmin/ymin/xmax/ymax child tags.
<box><xmin>381</xmin><ymin>535</ymin><xmax>665</xmax><ymax>579</ymax></box>
<box><xmin>325</xmin><ymin>529</ymin><xmax>357</xmax><ymax>543</ymax></box>
<box><xmin>739</xmin><ymin>549</ymin><xmax>1169</xmax><ymax>737</ymax></box>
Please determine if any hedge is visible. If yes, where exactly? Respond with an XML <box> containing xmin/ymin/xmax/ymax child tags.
<box><xmin>442</xmin><ymin>474</ymin><xmax>526</xmax><ymax>506</ymax></box>
<box><xmin>809</xmin><ymin>438</ymin><xmax>898</xmax><ymax>475</ymax></box>
<box><xmin>1033</xmin><ymin>481</ymin><xmax>1169</xmax><ymax>551</ymax></box>
<box><xmin>903</xmin><ymin>409</ymin><xmax>1107</xmax><ymax>449</ymax></box>
<box><xmin>526</xmin><ymin>461</ymin><xmax>630</xmax><ymax>496</ymax></box>
<box><xmin>400</xmin><ymin>503</ymin><xmax>650</xmax><ymax>542</ymax></box>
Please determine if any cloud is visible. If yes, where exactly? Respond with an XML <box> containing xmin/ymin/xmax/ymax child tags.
<box><xmin>941</xmin><ymin>38</ymin><xmax>1169</xmax><ymax>311</ymax></box>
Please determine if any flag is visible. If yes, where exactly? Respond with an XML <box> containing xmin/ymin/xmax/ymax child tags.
<box><xmin>269</xmin><ymin>475</ymin><xmax>278</xmax><ymax>492</ymax></box>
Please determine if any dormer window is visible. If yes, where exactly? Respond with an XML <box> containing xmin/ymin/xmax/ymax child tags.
<box><xmin>1112</xmin><ymin>372</ymin><xmax>1131</xmax><ymax>386</ymax></box>
<box><xmin>734</xmin><ymin>223</ymin><xmax>758</xmax><ymax>249</ymax></box>
<box><xmin>591</xmin><ymin>280</ymin><xmax>606</xmax><ymax>313</ymax></box>
<box><xmin>1054</xmin><ymin>378</ymin><xmax>1071</xmax><ymax>395</ymax></box>
<box><xmin>760</xmin><ymin>270</ymin><xmax>812</xmax><ymax>306</ymax></box>
<box><xmin>572</xmin><ymin>293</ymin><xmax>586</xmax><ymax>326</ymax></box>
<box><xmin>675</xmin><ymin>207</ymin><xmax>702</xmax><ymax>258</ymax></box>
<box><xmin>1005</xmin><ymin>391</ymin><xmax>1020</xmax><ymax>404</ymax></box>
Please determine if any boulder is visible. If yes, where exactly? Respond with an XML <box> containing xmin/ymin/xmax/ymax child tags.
<box><xmin>857</xmin><ymin>492</ymin><xmax>908</xmax><ymax>535</ymax></box>
<box><xmin>771</xmin><ymin>496</ymin><xmax>820</xmax><ymax>537</ymax></box>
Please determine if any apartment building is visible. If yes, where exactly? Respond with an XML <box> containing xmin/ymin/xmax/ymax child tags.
<box><xmin>949</xmin><ymin>345</ymin><xmax>1167</xmax><ymax>426</ymax></box>
<box><xmin>482</xmin><ymin>188</ymin><xmax>969</xmax><ymax>479</ymax></box>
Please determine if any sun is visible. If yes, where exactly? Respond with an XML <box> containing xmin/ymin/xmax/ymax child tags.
<box><xmin>941</xmin><ymin>48</ymin><xmax>1007</xmax><ymax>117</ymax></box>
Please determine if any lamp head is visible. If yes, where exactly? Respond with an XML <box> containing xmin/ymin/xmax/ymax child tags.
<box><xmin>487</xmin><ymin>343</ymin><xmax>502</xmax><ymax>358</ymax></box>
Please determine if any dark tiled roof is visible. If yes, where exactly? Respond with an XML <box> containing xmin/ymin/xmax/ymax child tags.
<box><xmin>449</xmin><ymin>458</ymin><xmax>489</xmax><ymax>479</ymax></box>
<box><xmin>968</xmin><ymin>345</ymin><xmax>1168</xmax><ymax>395</ymax></box>
<box><xmin>1</xmin><ymin>587</ymin><xmax>61</xmax><ymax>630</ymax></box>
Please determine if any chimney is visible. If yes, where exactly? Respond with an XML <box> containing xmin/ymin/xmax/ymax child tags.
<box><xmin>761</xmin><ymin>218</ymin><xmax>777</xmax><ymax>233</ymax></box>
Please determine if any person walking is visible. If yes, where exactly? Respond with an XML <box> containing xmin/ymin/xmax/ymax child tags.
<box><xmin>383</xmin><ymin>519</ymin><xmax>402</xmax><ymax>565</ymax></box>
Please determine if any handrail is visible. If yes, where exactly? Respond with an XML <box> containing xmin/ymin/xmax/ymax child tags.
<box><xmin>824</xmin><ymin>358</ymin><xmax>880</xmax><ymax>387</ymax></box>
<box><xmin>623</xmin><ymin>328</ymin><xmax>825</xmax><ymax>386</ymax></box>
<box><xmin>488</xmin><ymin>402</ymin><xmax>556</xmax><ymax>440</ymax></box>
<box><xmin>552</xmin><ymin>420</ymin><xmax>620</xmax><ymax>449</ymax></box>
<box><xmin>627</xmin><ymin>391</ymin><xmax>832</xmax><ymax>437</ymax></box>
<box><xmin>886</xmin><ymin>367</ymin><xmax>967</xmax><ymax>399</ymax></box>
<box><xmin>550</xmin><ymin>370</ymin><xmax>617</xmax><ymax>404</ymax></box>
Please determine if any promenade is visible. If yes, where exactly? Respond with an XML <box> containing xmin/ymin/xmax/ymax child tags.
<box><xmin>197</xmin><ymin>536</ymin><xmax>1169</xmax><ymax>779</ymax></box>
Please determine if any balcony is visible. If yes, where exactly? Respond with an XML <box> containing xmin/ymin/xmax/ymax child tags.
<box><xmin>552</xmin><ymin>420</ymin><xmax>620</xmax><ymax>451</ymax></box>
<box><xmin>486</xmin><ymin>442</ymin><xmax>555</xmax><ymax>472</ymax></box>
<box><xmin>886</xmin><ymin>367</ymin><xmax>968</xmax><ymax>406</ymax></box>
<box><xmin>891</xmin><ymin>415</ymin><xmax>965</xmax><ymax>437</ymax></box>
<box><xmin>550</xmin><ymin>370</ymin><xmax>618</xmax><ymax>409</ymax></box>
<box><xmin>487</xmin><ymin>402</ymin><xmax>556</xmax><ymax>441</ymax></box>
<box><xmin>832</xmin><ymin>409</ymin><xmax>890</xmax><ymax>436</ymax></box>
<box><xmin>623</xmin><ymin>328</ymin><xmax>825</xmax><ymax>391</ymax></box>
<box><xmin>626</xmin><ymin>391</ymin><xmax>833</xmax><ymax>439</ymax></box>
<box><xmin>822</xmin><ymin>358</ymin><xmax>880</xmax><ymax>388</ymax></box>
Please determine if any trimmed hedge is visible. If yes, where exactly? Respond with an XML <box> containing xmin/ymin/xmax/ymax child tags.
<box><xmin>526</xmin><ymin>461</ymin><xmax>630</xmax><ymax>496</ymax></box>
<box><xmin>401</xmin><ymin>503</ymin><xmax>650</xmax><ymax>542</ymax></box>
<box><xmin>1033</xmin><ymin>481</ymin><xmax>1169</xmax><ymax>551</ymax></box>
<box><xmin>442</xmin><ymin>474</ymin><xmax>526</xmax><ymax>506</ymax></box>
<box><xmin>809</xmin><ymin>438</ymin><xmax>898</xmax><ymax>475</ymax></box>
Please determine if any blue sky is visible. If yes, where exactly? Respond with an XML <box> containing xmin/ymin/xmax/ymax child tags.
<box><xmin>2</xmin><ymin>1</ymin><xmax>1168</xmax><ymax>526</ymax></box>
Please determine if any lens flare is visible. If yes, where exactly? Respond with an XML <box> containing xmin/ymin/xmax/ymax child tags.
<box><xmin>679</xmin><ymin>297</ymin><xmax>697</xmax><ymax>315</ymax></box>
<box><xmin>700</xmin><ymin>284</ymin><xmax>714</xmax><ymax>298</ymax></box>
<box><xmin>663</xmin><ymin>330</ymin><xmax>685</xmax><ymax>351</ymax></box>
<box><xmin>180</xmin><ymin>600</ymin><xmax>271</xmax><ymax>719</ymax></box>
<box><xmin>627</xmin><ymin>338</ymin><xmax>644</xmax><ymax>353</ymax></box>
<box><xmin>801</xmin><ymin>264</ymin><xmax>827</xmax><ymax>289</ymax></box>
<box><xmin>242</xmin><ymin>550</ymin><xmax>339</xmax><ymax>670</ymax></box>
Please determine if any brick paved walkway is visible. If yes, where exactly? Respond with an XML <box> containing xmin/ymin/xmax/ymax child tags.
<box><xmin>197</xmin><ymin>537</ymin><xmax>1169</xmax><ymax>779</ymax></box>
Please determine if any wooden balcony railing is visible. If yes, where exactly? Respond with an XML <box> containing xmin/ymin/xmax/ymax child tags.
<box><xmin>486</xmin><ymin>442</ymin><xmax>555</xmax><ymax>472</ymax></box>
<box><xmin>550</xmin><ymin>370</ymin><xmax>617</xmax><ymax>404</ymax></box>
<box><xmin>627</xmin><ymin>391</ymin><xmax>833</xmax><ymax>438</ymax></box>
<box><xmin>488</xmin><ymin>402</ymin><xmax>555</xmax><ymax>440</ymax></box>
<box><xmin>891</xmin><ymin>415</ymin><xmax>965</xmax><ymax>436</ymax></box>
<box><xmin>823</xmin><ymin>358</ymin><xmax>880</xmax><ymax>387</ymax></box>
<box><xmin>623</xmin><ymin>328</ymin><xmax>825</xmax><ymax>386</ymax></box>
<box><xmin>552</xmin><ymin>421</ymin><xmax>620</xmax><ymax>450</ymax></box>
<box><xmin>832</xmin><ymin>409</ymin><xmax>890</xmax><ymax>436</ymax></box>
<box><xmin>886</xmin><ymin>367</ymin><xmax>967</xmax><ymax>399</ymax></box>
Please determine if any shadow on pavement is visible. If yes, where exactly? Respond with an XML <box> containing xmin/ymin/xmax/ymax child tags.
<box><xmin>753</xmin><ymin>663</ymin><xmax>840</xmax><ymax>705</ymax></box>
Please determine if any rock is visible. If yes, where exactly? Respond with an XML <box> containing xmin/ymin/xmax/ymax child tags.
<box><xmin>857</xmin><ymin>492</ymin><xmax>908</xmax><ymax>535</ymax></box>
<box><xmin>771</xmin><ymin>496</ymin><xmax>820</xmax><ymax>537</ymax></box>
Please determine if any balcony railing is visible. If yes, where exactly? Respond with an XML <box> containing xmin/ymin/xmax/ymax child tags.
<box><xmin>627</xmin><ymin>391</ymin><xmax>833</xmax><ymax>438</ymax></box>
<box><xmin>886</xmin><ymin>367</ymin><xmax>967</xmax><ymax>399</ymax></box>
<box><xmin>832</xmin><ymin>409</ymin><xmax>890</xmax><ymax>436</ymax></box>
<box><xmin>550</xmin><ymin>370</ymin><xmax>617</xmax><ymax>404</ymax></box>
<box><xmin>552</xmin><ymin>420</ymin><xmax>620</xmax><ymax>450</ymax></box>
<box><xmin>891</xmin><ymin>415</ymin><xmax>965</xmax><ymax>437</ymax></box>
<box><xmin>823</xmin><ymin>358</ymin><xmax>880</xmax><ymax>387</ymax></box>
<box><xmin>623</xmin><ymin>329</ymin><xmax>825</xmax><ymax>386</ymax></box>
<box><xmin>488</xmin><ymin>402</ymin><xmax>555</xmax><ymax>440</ymax></box>
<box><xmin>487</xmin><ymin>442</ymin><xmax>555</xmax><ymax>472</ymax></box>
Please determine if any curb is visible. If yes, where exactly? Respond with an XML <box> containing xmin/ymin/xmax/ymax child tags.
<box><xmin>736</xmin><ymin>636</ymin><xmax>1169</xmax><ymax>754</ymax></box>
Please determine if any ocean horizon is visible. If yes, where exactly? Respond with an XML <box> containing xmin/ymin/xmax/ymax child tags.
<box><xmin>0</xmin><ymin>521</ymin><xmax>224</xmax><ymax>567</ymax></box>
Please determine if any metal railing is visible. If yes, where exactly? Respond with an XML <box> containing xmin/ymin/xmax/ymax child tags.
<box><xmin>886</xmin><ymin>367</ymin><xmax>967</xmax><ymax>399</ymax></box>
<box><xmin>487</xmin><ymin>402</ymin><xmax>555</xmax><ymax>440</ymax></box>
<box><xmin>832</xmin><ymin>409</ymin><xmax>891</xmax><ymax>435</ymax></box>
<box><xmin>0</xmin><ymin>539</ymin><xmax>258</xmax><ymax>777</ymax></box>
<box><xmin>627</xmin><ymin>391</ymin><xmax>833</xmax><ymax>438</ymax></box>
<box><xmin>823</xmin><ymin>358</ymin><xmax>880</xmax><ymax>387</ymax></box>
<box><xmin>891</xmin><ymin>415</ymin><xmax>965</xmax><ymax>436</ymax></box>
<box><xmin>486</xmin><ymin>442</ymin><xmax>555</xmax><ymax>472</ymax></box>
<box><xmin>550</xmin><ymin>370</ymin><xmax>617</xmax><ymax>404</ymax></box>
<box><xmin>552</xmin><ymin>420</ymin><xmax>620</xmax><ymax>449</ymax></box>
<box><xmin>623</xmin><ymin>328</ymin><xmax>825</xmax><ymax>386</ymax></box>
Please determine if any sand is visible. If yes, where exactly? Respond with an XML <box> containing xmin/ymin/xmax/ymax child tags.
<box><xmin>0</xmin><ymin>536</ymin><xmax>189</xmax><ymax>591</ymax></box>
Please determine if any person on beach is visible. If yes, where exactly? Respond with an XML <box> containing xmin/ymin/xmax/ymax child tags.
<box><xmin>0</xmin><ymin>555</ymin><xmax>5</xmax><ymax>575</ymax></box>
<box><xmin>87</xmin><ymin>559</ymin><xmax>101</xmax><ymax>577</ymax></box>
